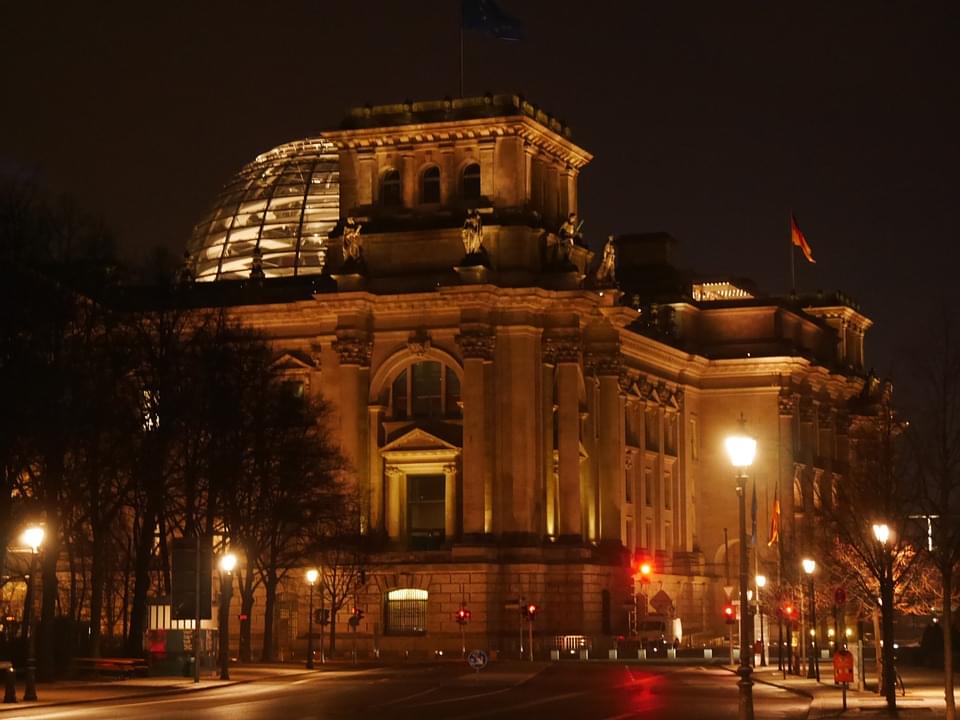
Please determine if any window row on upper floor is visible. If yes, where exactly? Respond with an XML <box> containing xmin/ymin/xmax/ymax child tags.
<box><xmin>380</xmin><ymin>163</ymin><xmax>481</xmax><ymax>207</ymax></box>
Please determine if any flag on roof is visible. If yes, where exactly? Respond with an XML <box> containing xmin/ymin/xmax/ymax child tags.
<box><xmin>461</xmin><ymin>0</ymin><xmax>525</xmax><ymax>41</ymax></box>
<box><xmin>791</xmin><ymin>214</ymin><xmax>815</xmax><ymax>263</ymax></box>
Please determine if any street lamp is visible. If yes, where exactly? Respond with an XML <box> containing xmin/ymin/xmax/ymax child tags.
<box><xmin>756</xmin><ymin>574</ymin><xmax>767</xmax><ymax>666</ymax></box>
<box><xmin>725</xmin><ymin>417</ymin><xmax>757</xmax><ymax>720</ymax></box>
<box><xmin>20</xmin><ymin>525</ymin><xmax>44</xmax><ymax>702</ymax></box>
<box><xmin>802</xmin><ymin>558</ymin><xmax>820</xmax><ymax>681</ymax></box>
<box><xmin>217</xmin><ymin>552</ymin><xmax>237</xmax><ymax>680</ymax></box>
<box><xmin>306</xmin><ymin>569</ymin><xmax>319</xmax><ymax>670</ymax></box>
<box><xmin>872</xmin><ymin>522</ymin><xmax>896</xmax><ymax>709</ymax></box>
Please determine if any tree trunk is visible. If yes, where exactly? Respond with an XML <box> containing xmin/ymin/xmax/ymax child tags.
<box><xmin>260</xmin><ymin>577</ymin><xmax>277</xmax><ymax>662</ymax></box>
<box><xmin>238</xmin><ymin>583</ymin><xmax>255</xmax><ymax>663</ymax></box>
<box><xmin>39</xmin><ymin>520</ymin><xmax>60</xmax><ymax>680</ymax></box>
<box><xmin>943</xmin><ymin>569</ymin><xmax>956</xmax><ymax>720</ymax></box>
<box><xmin>873</xmin><ymin>606</ymin><xmax>883</xmax><ymax>694</ymax></box>
<box><xmin>329</xmin><ymin>609</ymin><xmax>337</xmax><ymax>654</ymax></box>
<box><xmin>881</xmin><ymin>579</ymin><xmax>897</xmax><ymax>711</ymax></box>
<box><xmin>125</xmin><ymin>508</ymin><xmax>156</xmax><ymax>657</ymax></box>
<box><xmin>88</xmin><ymin>533</ymin><xmax>105</xmax><ymax>658</ymax></box>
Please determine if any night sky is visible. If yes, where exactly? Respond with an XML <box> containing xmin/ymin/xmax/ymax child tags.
<box><xmin>3</xmin><ymin>1</ymin><xmax>958</xmax><ymax>377</ymax></box>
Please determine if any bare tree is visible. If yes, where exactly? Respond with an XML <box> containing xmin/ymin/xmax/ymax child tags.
<box><xmin>908</xmin><ymin>303</ymin><xmax>960</xmax><ymax>720</ymax></box>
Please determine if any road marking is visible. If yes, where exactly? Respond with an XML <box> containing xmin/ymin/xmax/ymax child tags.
<box><xmin>370</xmin><ymin>685</ymin><xmax>440</xmax><ymax>707</ymax></box>
<box><xmin>455</xmin><ymin>690</ymin><xmax>585</xmax><ymax>719</ymax></box>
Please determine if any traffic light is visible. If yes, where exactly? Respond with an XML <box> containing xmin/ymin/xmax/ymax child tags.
<box><xmin>723</xmin><ymin>603</ymin><xmax>736</xmax><ymax>625</ymax></box>
<box><xmin>348</xmin><ymin>606</ymin><xmax>364</xmax><ymax>628</ymax></box>
<box><xmin>455</xmin><ymin>607</ymin><xmax>471</xmax><ymax>625</ymax></box>
<box><xmin>315</xmin><ymin>608</ymin><xmax>331</xmax><ymax>625</ymax></box>
<box><xmin>526</xmin><ymin>603</ymin><xmax>539</xmax><ymax>621</ymax></box>
<box><xmin>783</xmin><ymin>604</ymin><xmax>796</xmax><ymax>624</ymax></box>
<box><xmin>638</xmin><ymin>562</ymin><xmax>652</xmax><ymax>582</ymax></box>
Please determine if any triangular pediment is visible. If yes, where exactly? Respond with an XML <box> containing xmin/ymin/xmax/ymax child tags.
<box><xmin>381</xmin><ymin>427</ymin><xmax>459</xmax><ymax>453</ymax></box>
<box><xmin>271</xmin><ymin>351</ymin><xmax>316</xmax><ymax>371</ymax></box>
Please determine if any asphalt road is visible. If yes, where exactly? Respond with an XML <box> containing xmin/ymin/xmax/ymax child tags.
<box><xmin>2</xmin><ymin>663</ymin><xmax>812</xmax><ymax>720</ymax></box>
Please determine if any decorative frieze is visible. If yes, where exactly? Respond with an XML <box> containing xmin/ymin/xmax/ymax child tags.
<box><xmin>583</xmin><ymin>348</ymin><xmax>621</xmax><ymax>377</ymax></box>
<box><xmin>333</xmin><ymin>334</ymin><xmax>373</xmax><ymax>367</ymax></box>
<box><xmin>542</xmin><ymin>334</ymin><xmax>580</xmax><ymax>365</ymax></box>
<box><xmin>456</xmin><ymin>329</ymin><xmax>496</xmax><ymax>361</ymax></box>
<box><xmin>407</xmin><ymin>331</ymin><xmax>431</xmax><ymax>358</ymax></box>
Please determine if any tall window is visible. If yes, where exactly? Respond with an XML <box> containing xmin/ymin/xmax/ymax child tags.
<box><xmin>421</xmin><ymin>166</ymin><xmax>440</xmax><ymax>204</ymax></box>
<box><xmin>407</xmin><ymin>475</ymin><xmax>445</xmax><ymax>549</ymax></box>
<box><xmin>389</xmin><ymin>361</ymin><xmax>461</xmax><ymax>420</ymax></box>
<box><xmin>381</xmin><ymin>169</ymin><xmax>402</xmax><ymax>206</ymax></box>
<box><xmin>384</xmin><ymin>588</ymin><xmax>428</xmax><ymax>635</ymax></box>
<box><xmin>462</xmin><ymin>163</ymin><xmax>481</xmax><ymax>200</ymax></box>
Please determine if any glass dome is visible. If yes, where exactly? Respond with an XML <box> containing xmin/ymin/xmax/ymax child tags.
<box><xmin>188</xmin><ymin>138</ymin><xmax>339</xmax><ymax>281</ymax></box>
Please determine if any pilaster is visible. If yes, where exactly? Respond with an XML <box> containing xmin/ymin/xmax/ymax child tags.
<box><xmin>545</xmin><ymin>332</ymin><xmax>581</xmax><ymax>540</ymax></box>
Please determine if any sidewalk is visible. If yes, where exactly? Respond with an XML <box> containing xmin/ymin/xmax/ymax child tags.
<box><xmin>0</xmin><ymin>664</ymin><xmax>327</xmax><ymax>713</ymax></box>
<box><xmin>746</xmin><ymin>663</ymin><xmax>951</xmax><ymax>718</ymax></box>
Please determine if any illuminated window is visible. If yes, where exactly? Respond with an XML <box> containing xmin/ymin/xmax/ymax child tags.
<box><xmin>385</xmin><ymin>588</ymin><xmax>428</xmax><ymax>635</ymax></box>
<box><xmin>381</xmin><ymin>169</ymin><xmax>402</xmax><ymax>206</ymax></box>
<box><xmin>389</xmin><ymin>362</ymin><xmax>461</xmax><ymax>420</ymax></box>
<box><xmin>421</xmin><ymin>166</ymin><xmax>440</xmax><ymax>204</ymax></box>
<box><xmin>462</xmin><ymin>163</ymin><xmax>481</xmax><ymax>200</ymax></box>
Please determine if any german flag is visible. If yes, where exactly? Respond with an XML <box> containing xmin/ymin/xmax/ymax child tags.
<box><xmin>767</xmin><ymin>493</ymin><xmax>781</xmax><ymax>547</ymax></box>
<box><xmin>791</xmin><ymin>214</ymin><xmax>815</xmax><ymax>263</ymax></box>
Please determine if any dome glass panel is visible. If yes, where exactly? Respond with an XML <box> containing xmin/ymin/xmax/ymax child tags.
<box><xmin>187</xmin><ymin>138</ymin><xmax>340</xmax><ymax>281</ymax></box>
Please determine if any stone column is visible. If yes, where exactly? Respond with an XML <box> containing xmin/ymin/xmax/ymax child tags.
<box><xmin>356</xmin><ymin>151</ymin><xmax>375</xmax><ymax>207</ymax></box>
<box><xmin>588</xmin><ymin>348</ymin><xmax>623</xmax><ymax>544</ymax></box>
<box><xmin>443</xmin><ymin>464</ymin><xmax>458</xmax><ymax>542</ymax></box>
<box><xmin>542</xmin><ymin>354</ymin><xmax>557</xmax><ymax>537</ymax></box>
<box><xmin>333</xmin><ymin>333</ymin><xmax>372</xmax><ymax>527</ymax></box>
<box><xmin>368</xmin><ymin>405</ymin><xmax>385</xmax><ymax>533</ymax></box>
<box><xmin>456</xmin><ymin>328</ymin><xmax>495</xmax><ymax>540</ymax></box>
<box><xmin>546</xmin><ymin>333</ymin><xmax>581</xmax><ymax>540</ymax></box>
<box><xmin>385</xmin><ymin>465</ymin><xmax>403</xmax><ymax>541</ymax></box>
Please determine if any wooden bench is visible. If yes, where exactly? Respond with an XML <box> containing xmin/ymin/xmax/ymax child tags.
<box><xmin>74</xmin><ymin>657</ymin><xmax>149</xmax><ymax>679</ymax></box>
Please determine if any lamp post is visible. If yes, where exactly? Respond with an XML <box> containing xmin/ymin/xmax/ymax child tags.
<box><xmin>725</xmin><ymin>418</ymin><xmax>757</xmax><ymax>720</ymax></box>
<box><xmin>217</xmin><ymin>553</ymin><xmax>236</xmax><ymax>680</ymax></box>
<box><xmin>756</xmin><ymin>574</ymin><xmax>767</xmax><ymax>667</ymax></box>
<box><xmin>872</xmin><ymin>523</ymin><xmax>896</xmax><ymax>710</ymax></box>
<box><xmin>21</xmin><ymin>525</ymin><xmax>44</xmax><ymax>702</ymax></box>
<box><xmin>306</xmin><ymin>569</ymin><xmax>318</xmax><ymax>670</ymax></box>
<box><xmin>802</xmin><ymin>558</ymin><xmax>820</xmax><ymax>681</ymax></box>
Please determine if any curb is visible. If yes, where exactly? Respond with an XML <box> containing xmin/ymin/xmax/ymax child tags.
<box><xmin>0</xmin><ymin>668</ymin><xmax>322</xmax><ymax>713</ymax></box>
<box><xmin>719</xmin><ymin>665</ymin><xmax>814</xmax><ymax>700</ymax></box>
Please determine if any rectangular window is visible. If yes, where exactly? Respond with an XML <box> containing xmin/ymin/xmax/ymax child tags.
<box><xmin>411</xmin><ymin>362</ymin><xmax>442</xmax><ymax>417</ymax></box>
<box><xmin>625</xmin><ymin>467</ymin><xmax>633</xmax><ymax>504</ymax></box>
<box><xmin>407</xmin><ymin>475</ymin><xmax>445</xmax><ymax>549</ymax></box>
<box><xmin>644</xmin><ymin>467</ymin><xmax>653</xmax><ymax>507</ymax></box>
<box><xmin>385</xmin><ymin>588</ymin><xmax>428</xmax><ymax>635</ymax></box>
<box><xmin>664</xmin><ymin>471</ymin><xmax>672</xmax><ymax>510</ymax></box>
<box><xmin>626</xmin><ymin>518</ymin><xmax>635</xmax><ymax>552</ymax></box>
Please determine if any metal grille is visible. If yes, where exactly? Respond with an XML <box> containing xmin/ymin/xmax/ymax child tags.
<box><xmin>385</xmin><ymin>589</ymin><xmax>428</xmax><ymax>635</ymax></box>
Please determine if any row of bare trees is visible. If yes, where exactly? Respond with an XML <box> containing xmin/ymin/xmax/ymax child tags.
<box><xmin>1</xmin><ymin>181</ymin><xmax>361</xmax><ymax>673</ymax></box>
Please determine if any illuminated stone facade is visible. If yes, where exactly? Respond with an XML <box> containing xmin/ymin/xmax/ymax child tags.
<box><xmin>188</xmin><ymin>96</ymin><xmax>872</xmax><ymax>658</ymax></box>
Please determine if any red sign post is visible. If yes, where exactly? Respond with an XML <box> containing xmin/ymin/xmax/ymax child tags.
<box><xmin>833</xmin><ymin>648</ymin><xmax>854</xmax><ymax>710</ymax></box>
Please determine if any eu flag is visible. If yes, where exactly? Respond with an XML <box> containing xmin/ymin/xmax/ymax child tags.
<box><xmin>461</xmin><ymin>0</ymin><xmax>524</xmax><ymax>41</ymax></box>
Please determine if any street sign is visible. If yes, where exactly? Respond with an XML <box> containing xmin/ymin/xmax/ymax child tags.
<box><xmin>467</xmin><ymin>649</ymin><xmax>488</xmax><ymax>671</ymax></box>
<box><xmin>833</xmin><ymin>649</ymin><xmax>854</xmax><ymax>683</ymax></box>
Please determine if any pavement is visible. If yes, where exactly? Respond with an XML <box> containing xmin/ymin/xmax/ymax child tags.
<box><xmin>0</xmin><ymin>664</ymin><xmax>316</xmax><ymax>713</ymax></box>
<box><xmin>743</xmin><ymin>661</ymin><xmax>953</xmax><ymax>718</ymax></box>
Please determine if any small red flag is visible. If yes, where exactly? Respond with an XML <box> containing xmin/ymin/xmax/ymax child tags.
<box><xmin>767</xmin><ymin>496</ymin><xmax>781</xmax><ymax>547</ymax></box>
<box><xmin>791</xmin><ymin>214</ymin><xmax>815</xmax><ymax>263</ymax></box>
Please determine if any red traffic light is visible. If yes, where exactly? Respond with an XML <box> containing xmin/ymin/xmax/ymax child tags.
<box><xmin>634</xmin><ymin>560</ymin><xmax>653</xmax><ymax>583</ymax></box>
<box><xmin>527</xmin><ymin>603</ymin><xmax>538</xmax><ymax>618</ymax></box>
<box><xmin>783</xmin><ymin>604</ymin><xmax>795</xmax><ymax>618</ymax></box>
<box><xmin>723</xmin><ymin>603</ymin><xmax>736</xmax><ymax>624</ymax></box>
<box><xmin>456</xmin><ymin>607</ymin><xmax>472</xmax><ymax>624</ymax></box>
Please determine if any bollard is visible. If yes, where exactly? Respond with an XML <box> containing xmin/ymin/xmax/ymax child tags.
<box><xmin>549</xmin><ymin>649</ymin><xmax>560</xmax><ymax>661</ymax></box>
<box><xmin>638</xmin><ymin>648</ymin><xmax>647</xmax><ymax>660</ymax></box>
<box><xmin>578</xmin><ymin>648</ymin><xmax>589</xmax><ymax>661</ymax></box>
<box><xmin>703</xmin><ymin>648</ymin><xmax>713</xmax><ymax>660</ymax></box>
<box><xmin>667</xmin><ymin>648</ymin><xmax>677</xmax><ymax>660</ymax></box>
<box><xmin>608</xmin><ymin>649</ymin><xmax>618</xmax><ymax>660</ymax></box>
<box><xmin>2</xmin><ymin>665</ymin><xmax>16</xmax><ymax>704</ymax></box>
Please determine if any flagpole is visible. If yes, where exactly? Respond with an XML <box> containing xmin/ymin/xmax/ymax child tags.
<box><xmin>458</xmin><ymin>2</ymin><xmax>464</xmax><ymax>97</ymax></box>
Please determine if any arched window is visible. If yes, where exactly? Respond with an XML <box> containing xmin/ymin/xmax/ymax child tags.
<box><xmin>381</xmin><ymin>169</ymin><xmax>402</xmax><ymax>206</ymax></box>
<box><xmin>384</xmin><ymin>588</ymin><xmax>428</xmax><ymax>635</ymax></box>
<box><xmin>389</xmin><ymin>361</ymin><xmax>461</xmax><ymax>420</ymax></box>
<box><xmin>462</xmin><ymin>163</ymin><xmax>481</xmax><ymax>201</ymax></box>
<box><xmin>420</xmin><ymin>166</ymin><xmax>440</xmax><ymax>204</ymax></box>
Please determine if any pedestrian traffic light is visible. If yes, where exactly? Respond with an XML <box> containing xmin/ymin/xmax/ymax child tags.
<box><xmin>526</xmin><ymin>603</ymin><xmax>539</xmax><ymax>621</ymax></box>
<box><xmin>456</xmin><ymin>607</ymin><xmax>471</xmax><ymax>625</ymax></box>
<box><xmin>315</xmin><ymin>608</ymin><xmax>331</xmax><ymax>625</ymax></box>
<box><xmin>348</xmin><ymin>606</ymin><xmax>364</xmax><ymax>628</ymax></box>
<box><xmin>723</xmin><ymin>603</ymin><xmax>736</xmax><ymax>624</ymax></box>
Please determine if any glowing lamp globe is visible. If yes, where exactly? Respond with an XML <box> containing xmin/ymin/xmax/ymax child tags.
<box><xmin>306</xmin><ymin>568</ymin><xmax>319</xmax><ymax>585</ymax></box>
<box><xmin>802</xmin><ymin>558</ymin><xmax>816</xmax><ymax>575</ymax></box>
<box><xmin>756</xmin><ymin>574</ymin><xmax>767</xmax><ymax>588</ymax></box>
<box><xmin>872</xmin><ymin>523</ymin><xmax>890</xmax><ymax>544</ymax></box>
<box><xmin>219</xmin><ymin>553</ymin><xmax>237</xmax><ymax>573</ymax></box>
<box><xmin>22</xmin><ymin>526</ymin><xmax>44</xmax><ymax>553</ymax></box>
<box><xmin>725</xmin><ymin>433</ymin><xmax>757</xmax><ymax>469</ymax></box>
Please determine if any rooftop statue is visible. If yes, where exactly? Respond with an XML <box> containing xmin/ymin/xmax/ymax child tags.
<box><xmin>461</xmin><ymin>209</ymin><xmax>484</xmax><ymax>256</ymax></box>
<box><xmin>596</xmin><ymin>235</ymin><xmax>616</xmax><ymax>284</ymax></box>
<box><xmin>342</xmin><ymin>217</ymin><xmax>364</xmax><ymax>263</ymax></box>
